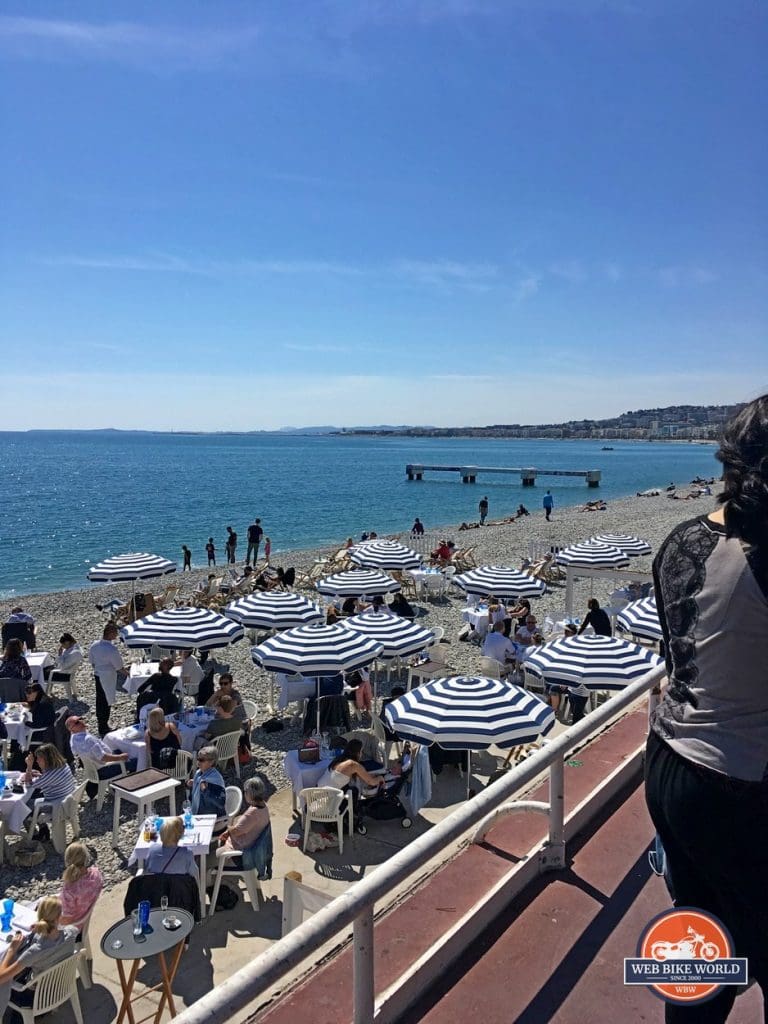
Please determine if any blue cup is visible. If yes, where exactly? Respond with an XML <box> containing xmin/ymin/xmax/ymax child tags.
<box><xmin>139</xmin><ymin>900</ymin><xmax>151</xmax><ymax>930</ymax></box>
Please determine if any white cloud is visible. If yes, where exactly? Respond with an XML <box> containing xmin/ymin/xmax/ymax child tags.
<box><xmin>658</xmin><ymin>266</ymin><xmax>718</xmax><ymax>288</ymax></box>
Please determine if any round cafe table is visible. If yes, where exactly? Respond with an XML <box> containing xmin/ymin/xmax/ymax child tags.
<box><xmin>101</xmin><ymin>908</ymin><xmax>193</xmax><ymax>1024</ymax></box>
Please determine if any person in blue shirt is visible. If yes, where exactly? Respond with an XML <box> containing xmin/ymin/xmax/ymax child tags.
<box><xmin>188</xmin><ymin>746</ymin><xmax>226</xmax><ymax>819</ymax></box>
<box><xmin>543</xmin><ymin>491</ymin><xmax>554</xmax><ymax>521</ymax></box>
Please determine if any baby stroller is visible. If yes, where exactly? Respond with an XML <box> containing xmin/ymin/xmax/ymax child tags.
<box><xmin>355</xmin><ymin>756</ymin><xmax>414</xmax><ymax>833</ymax></box>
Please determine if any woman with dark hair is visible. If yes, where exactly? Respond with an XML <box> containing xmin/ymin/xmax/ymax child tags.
<box><xmin>318</xmin><ymin>739</ymin><xmax>385</xmax><ymax>824</ymax></box>
<box><xmin>22</xmin><ymin>682</ymin><xmax>56</xmax><ymax>745</ymax></box>
<box><xmin>0</xmin><ymin>638</ymin><xmax>32</xmax><ymax>682</ymax></box>
<box><xmin>645</xmin><ymin>393</ymin><xmax>768</xmax><ymax>1023</ymax></box>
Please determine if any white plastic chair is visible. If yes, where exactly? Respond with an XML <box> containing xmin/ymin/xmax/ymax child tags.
<box><xmin>72</xmin><ymin>910</ymin><xmax>95</xmax><ymax>988</ymax></box>
<box><xmin>46</xmin><ymin>655</ymin><xmax>83</xmax><ymax>699</ymax></box>
<box><xmin>160</xmin><ymin>749</ymin><xmax>193</xmax><ymax>782</ymax></box>
<box><xmin>207</xmin><ymin>843</ymin><xmax>265</xmax><ymax>918</ymax></box>
<box><xmin>212</xmin><ymin>731</ymin><xmax>241</xmax><ymax>778</ymax></box>
<box><xmin>428</xmin><ymin>626</ymin><xmax>445</xmax><ymax>645</ymax></box>
<box><xmin>300</xmin><ymin>786</ymin><xmax>353</xmax><ymax>855</ymax></box>
<box><xmin>522</xmin><ymin>666</ymin><xmax>546</xmax><ymax>695</ymax></box>
<box><xmin>423</xmin><ymin>575</ymin><xmax>448</xmax><ymax>602</ymax></box>
<box><xmin>225</xmin><ymin>785</ymin><xmax>243</xmax><ymax>824</ymax></box>
<box><xmin>80</xmin><ymin>757</ymin><xmax>126</xmax><ymax>812</ymax></box>
<box><xmin>480</xmin><ymin>656</ymin><xmax>506</xmax><ymax>680</ymax></box>
<box><xmin>241</xmin><ymin>699</ymin><xmax>258</xmax><ymax>736</ymax></box>
<box><xmin>8</xmin><ymin>950</ymin><xmax>84</xmax><ymax>1024</ymax></box>
<box><xmin>27</xmin><ymin>780</ymin><xmax>86</xmax><ymax>854</ymax></box>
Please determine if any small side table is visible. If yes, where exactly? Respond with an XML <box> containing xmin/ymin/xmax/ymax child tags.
<box><xmin>101</xmin><ymin>908</ymin><xmax>193</xmax><ymax>1024</ymax></box>
<box><xmin>110</xmin><ymin>770</ymin><xmax>179</xmax><ymax>847</ymax></box>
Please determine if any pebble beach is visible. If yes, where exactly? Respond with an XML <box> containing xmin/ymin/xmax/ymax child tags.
<box><xmin>1</xmin><ymin>482</ymin><xmax>716</xmax><ymax>901</ymax></box>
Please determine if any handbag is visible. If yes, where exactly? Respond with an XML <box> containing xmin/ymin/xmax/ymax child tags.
<box><xmin>298</xmin><ymin>740</ymin><xmax>320</xmax><ymax>764</ymax></box>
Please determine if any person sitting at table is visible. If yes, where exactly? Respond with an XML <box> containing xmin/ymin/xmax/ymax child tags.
<box><xmin>482</xmin><ymin>622</ymin><xmax>518</xmax><ymax>667</ymax></box>
<box><xmin>430</xmin><ymin>540</ymin><xmax>455</xmax><ymax>566</ymax></box>
<box><xmin>317</xmin><ymin>739</ymin><xmax>385</xmax><ymax>822</ymax></box>
<box><xmin>66</xmin><ymin>716</ymin><xmax>137</xmax><ymax>798</ymax></box>
<box><xmin>515</xmin><ymin>614</ymin><xmax>540</xmax><ymax>646</ymax></box>
<box><xmin>58</xmin><ymin>841</ymin><xmax>104</xmax><ymax>927</ymax></box>
<box><xmin>144</xmin><ymin>707</ymin><xmax>182</xmax><ymax>770</ymax></box>
<box><xmin>389</xmin><ymin>592</ymin><xmax>416</xmax><ymax>619</ymax></box>
<box><xmin>507</xmin><ymin>599</ymin><xmax>531</xmax><ymax>631</ymax></box>
<box><xmin>369</xmin><ymin>594</ymin><xmax>392</xmax><ymax>615</ymax></box>
<box><xmin>380</xmin><ymin>686</ymin><xmax>406</xmax><ymax>741</ymax></box>
<box><xmin>175</xmin><ymin>648</ymin><xmax>204</xmax><ymax>700</ymax></box>
<box><xmin>205</xmin><ymin>673</ymin><xmax>245</xmax><ymax>720</ymax></box>
<box><xmin>577</xmin><ymin>597</ymin><xmax>613</xmax><ymax>637</ymax></box>
<box><xmin>341</xmin><ymin>596</ymin><xmax>357</xmax><ymax>616</ymax></box>
<box><xmin>217</xmin><ymin>776</ymin><xmax>273</xmax><ymax>880</ymax></box>
<box><xmin>136</xmin><ymin>657</ymin><xmax>180</xmax><ymax>719</ymax></box>
<box><xmin>188</xmin><ymin>746</ymin><xmax>226</xmax><ymax>818</ymax></box>
<box><xmin>199</xmin><ymin>695</ymin><xmax>242</xmax><ymax>746</ymax></box>
<box><xmin>23</xmin><ymin>743</ymin><xmax>75</xmax><ymax>807</ymax></box>
<box><xmin>145</xmin><ymin>817</ymin><xmax>198</xmax><ymax>880</ymax></box>
<box><xmin>345</xmin><ymin>668</ymin><xmax>373</xmax><ymax>716</ymax></box>
<box><xmin>22</xmin><ymin>682</ymin><xmax>56</xmax><ymax>746</ymax></box>
<box><xmin>0</xmin><ymin>638</ymin><xmax>32</xmax><ymax>686</ymax></box>
<box><xmin>326</xmin><ymin>605</ymin><xmax>341</xmax><ymax>625</ymax></box>
<box><xmin>0</xmin><ymin>897</ymin><xmax>78</xmax><ymax>1019</ymax></box>
<box><xmin>48</xmin><ymin>632</ymin><xmax>83</xmax><ymax>685</ymax></box>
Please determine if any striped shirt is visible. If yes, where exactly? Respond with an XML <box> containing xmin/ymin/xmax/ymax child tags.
<box><xmin>36</xmin><ymin>764</ymin><xmax>76</xmax><ymax>802</ymax></box>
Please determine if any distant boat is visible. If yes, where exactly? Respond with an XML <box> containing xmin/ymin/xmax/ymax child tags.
<box><xmin>601</xmin><ymin>446</ymin><xmax>614</xmax><ymax>450</ymax></box>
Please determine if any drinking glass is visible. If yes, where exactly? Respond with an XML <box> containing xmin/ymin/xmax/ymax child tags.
<box><xmin>160</xmin><ymin>896</ymin><xmax>169</xmax><ymax>912</ymax></box>
<box><xmin>131</xmin><ymin>910</ymin><xmax>143</xmax><ymax>939</ymax></box>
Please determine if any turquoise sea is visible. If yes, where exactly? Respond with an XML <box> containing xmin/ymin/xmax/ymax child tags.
<box><xmin>0</xmin><ymin>431</ymin><xmax>719</xmax><ymax>598</ymax></box>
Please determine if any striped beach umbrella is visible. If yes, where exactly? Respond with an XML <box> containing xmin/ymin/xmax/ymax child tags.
<box><xmin>349</xmin><ymin>540</ymin><xmax>421</xmax><ymax>571</ymax></box>
<box><xmin>120</xmin><ymin>606</ymin><xmax>244</xmax><ymax>650</ymax></box>
<box><xmin>554</xmin><ymin>542</ymin><xmax>630</xmax><ymax>569</ymax></box>
<box><xmin>224</xmin><ymin>591</ymin><xmax>324</xmax><ymax>629</ymax></box>
<box><xmin>453</xmin><ymin>566</ymin><xmax>546</xmax><ymax>599</ymax></box>
<box><xmin>384</xmin><ymin>675</ymin><xmax>554</xmax><ymax>751</ymax></box>
<box><xmin>616</xmin><ymin>596</ymin><xmax>663</xmax><ymax>642</ymax></box>
<box><xmin>525</xmin><ymin>635</ymin><xmax>663</xmax><ymax>691</ymax></box>
<box><xmin>590</xmin><ymin>534</ymin><xmax>652</xmax><ymax>557</ymax></box>
<box><xmin>87</xmin><ymin>552</ymin><xmax>177</xmax><ymax>583</ymax></box>
<box><xmin>251</xmin><ymin>622</ymin><xmax>384</xmax><ymax>675</ymax></box>
<box><xmin>340</xmin><ymin>612</ymin><xmax>434</xmax><ymax>659</ymax></box>
<box><xmin>316</xmin><ymin>569</ymin><xmax>400</xmax><ymax>597</ymax></box>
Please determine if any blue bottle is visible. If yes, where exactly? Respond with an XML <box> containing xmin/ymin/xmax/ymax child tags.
<box><xmin>0</xmin><ymin>753</ymin><xmax>6</xmax><ymax>793</ymax></box>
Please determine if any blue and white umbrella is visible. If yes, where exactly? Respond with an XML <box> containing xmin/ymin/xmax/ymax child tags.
<box><xmin>349</xmin><ymin>540</ymin><xmax>421</xmax><ymax>571</ymax></box>
<box><xmin>616</xmin><ymin>596</ymin><xmax>663</xmax><ymax>642</ymax></box>
<box><xmin>453</xmin><ymin>566</ymin><xmax>546</xmax><ymax>599</ymax></box>
<box><xmin>554</xmin><ymin>542</ymin><xmax>630</xmax><ymax>569</ymax></box>
<box><xmin>525</xmin><ymin>634</ymin><xmax>662</xmax><ymax>691</ymax></box>
<box><xmin>87</xmin><ymin>552</ymin><xmax>177</xmax><ymax>583</ymax></box>
<box><xmin>384</xmin><ymin>675</ymin><xmax>554</xmax><ymax>750</ymax></box>
<box><xmin>340</xmin><ymin>612</ymin><xmax>434</xmax><ymax>659</ymax></box>
<box><xmin>120</xmin><ymin>606</ymin><xmax>244</xmax><ymax>650</ymax></box>
<box><xmin>251</xmin><ymin>622</ymin><xmax>384</xmax><ymax>675</ymax></box>
<box><xmin>316</xmin><ymin>569</ymin><xmax>400</xmax><ymax>597</ymax></box>
<box><xmin>224</xmin><ymin>591</ymin><xmax>324</xmax><ymax>629</ymax></box>
<box><xmin>590</xmin><ymin>534</ymin><xmax>652</xmax><ymax>557</ymax></box>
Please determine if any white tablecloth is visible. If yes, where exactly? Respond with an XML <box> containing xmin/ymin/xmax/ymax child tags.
<box><xmin>276</xmin><ymin>674</ymin><xmax>316</xmax><ymax>710</ymax></box>
<box><xmin>407</xmin><ymin>569</ymin><xmax>445</xmax><ymax>596</ymax></box>
<box><xmin>103</xmin><ymin>726</ymin><xmax>148</xmax><ymax>771</ymax></box>
<box><xmin>26</xmin><ymin>652</ymin><xmax>54</xmax><ymax>689</ymax></box>
<box><xmin>0</xmin><ymin>772</ymin><xmax>33</xmax><ymax>834</ymax></box>
<box><xmin>123</xmin><ymin>663</ymin><xmax>182</xmax><ymax>697</ymax></box>
<box><xmin>169</xmin><ymin>710</ymin><xmax>216</xmax><ymax>752</ymax></box>
<box><xmin>461</xmin><ymin>605</ymin><xmax>490</xmax><ymax>630</ymax></box>
<box><xmin>1</xmin><ymin>707</ymin><xmax>30</xmax><ymax>745</ymax></box>
<box><xmin>283</xmin><ymin>750</ymin><xmax>333</xmax><ymax>796</ymax></box>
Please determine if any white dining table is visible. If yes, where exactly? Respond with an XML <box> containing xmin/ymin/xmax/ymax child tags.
<box><xmin>406</xmin><ymin>568</ymin><xmax>445</xmax><ymax>596</ymax></box>
<box><xmin>25</xmin><ymin>652</ymin><xmax>54</xmax><ymax>689</ymax></box>
<box><xmin>128</xmin><ymin>813</ymin><xmax>217</xmax><ymax>917</ymax></box>
<box><xmin>283</xmin><ymin>750</ymin><xmax>333</xmax><ymax>812</ymax></box>
<box><xmin>122</xmin><ymin>662</ymin><xmax>182</xmax><ymax>697</ymax></box>
<box><xmin>1</xmin><ymin>705</ymin><xmax>29</xmax><ymax>746</ymax></box>
<box><xmin>0</xmin><ymin>772</ymin><xmax>34</xmax><ymax>864</ymax></box>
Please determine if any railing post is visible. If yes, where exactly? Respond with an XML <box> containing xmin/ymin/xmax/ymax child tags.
<box><xmin>540</xmin><ymin>759</ymin><xmax>566</xmax><ymax>870</ymax></box>
<box><xmin>353</xmin><ymin>907</ymin><xmax>375</xmax><ymax>1024</ymax></box>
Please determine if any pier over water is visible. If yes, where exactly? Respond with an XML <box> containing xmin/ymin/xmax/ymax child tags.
<box><xmin>405</xmin><ymin>464</ymin><xmax>602</xmax><ymax>487</ymax></box>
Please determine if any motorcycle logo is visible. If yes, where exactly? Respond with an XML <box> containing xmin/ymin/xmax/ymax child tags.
<box><xmin>638</xmin><ymin>908</ymin><xmax>733</xmax><ymax>1004</ymax></box>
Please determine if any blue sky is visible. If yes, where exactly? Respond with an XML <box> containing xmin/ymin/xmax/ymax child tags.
<box><xmin>2</xmin><ymin>0</ymin><xmax>766</xmax><ymax>430</ymax></box>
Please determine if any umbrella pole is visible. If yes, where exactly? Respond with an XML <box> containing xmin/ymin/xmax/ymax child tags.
<box><xmin>466</xmin><ymin>751</ymin><xmax>471</xmax><ymax>800</ymax></box>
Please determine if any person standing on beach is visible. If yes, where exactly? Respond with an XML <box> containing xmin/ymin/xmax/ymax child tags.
<box><xmin>246</xmin><ymin>518</ymin><xmax>263</xmax><ymax>565</ymax></box>
<box><xmin>88</xmin><ymin>622</ymin><xmax>128</xmax><ymax>736</ymax></box>
<box><xmin>181</xmin><ymin>545</ymin><xmax>192</xmax><ymax>571</ymax></box>
<box><xmin>411</xmin><ymin>517</ymin><xmax>424</xmax><ymax>536</ymax></box>
<box><xmin>264</xmin><ymin>537</ymin><xmax>271</xmax><ymax>563</ymax></box>
<box><xmin>479</xmin><ymin>496</ymin><xmax>489</xmax><ymax>525</ymax></box>
<box><xmin>206</xmin><ymin>538</ymin><xmax>216</xmax><ymax>566</ymax></box>
<box><xmin>225</xmin><ymin>526</ymin><xmax>237</xmax><ymax>564</ymax></box>
<box><xmin>543</xmin><ymin>491</ymin><xmax>554</xmax><ymax>521</ymax></box>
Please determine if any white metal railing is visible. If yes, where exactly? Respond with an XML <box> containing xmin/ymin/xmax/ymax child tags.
<box><xmin>174</xmin><ymin>665</ymin><xmax>665</xmax><ymax>1024</ymax></box>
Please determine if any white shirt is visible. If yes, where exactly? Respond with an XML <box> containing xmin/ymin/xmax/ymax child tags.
<box><xmin>55</xmin><ymin>643</ymin><xmax>83</xmax><ymax>673</ymax></box>
<box><xmin>483</xmin><ymin>631</ymin><xmax>516</xmax><ymax>663</ymax></box>
<box><xmin>515</xmin><ymin>625</ymin><xmax>539</xmax><ymax>645</ymax></box>
<box><xmin>70</xmin><ymin>730</ymin><xmax>111</xmax><ymax>765</ymax></box>
<box><xmin>88</xmin><ymin>639</ymin><xmax>124</xmax><ymax>704</ymax></box>
<box><xmin>179</xmin><ymin>656</ymin><xmax>204</xmax><ymax>691</ymax></box>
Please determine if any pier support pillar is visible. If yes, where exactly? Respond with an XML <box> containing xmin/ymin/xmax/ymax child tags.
<box><xmin>586</xmin><ymin>470</ymin><xmax>601</xmax><ymax>488</ymax></box>
<box><xmin>406</xmin><ymin>465</ymin><xmax>424</xmax><ymax>481</ymax></box>
<box><xmin>460</xmin><ymin>467</ymin><xmax>478</xmax><ymax>484</ymax></box>
<box><xmin>521</xmin><ymin>470</ymin><xmax>536</xmax><ymax>487</ymax></box>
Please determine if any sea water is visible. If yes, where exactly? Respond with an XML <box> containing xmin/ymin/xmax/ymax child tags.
<box><xmin>0</xmin><ymin>431</ymin><xmax>718</xmax><ymax>597</ymax></box>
